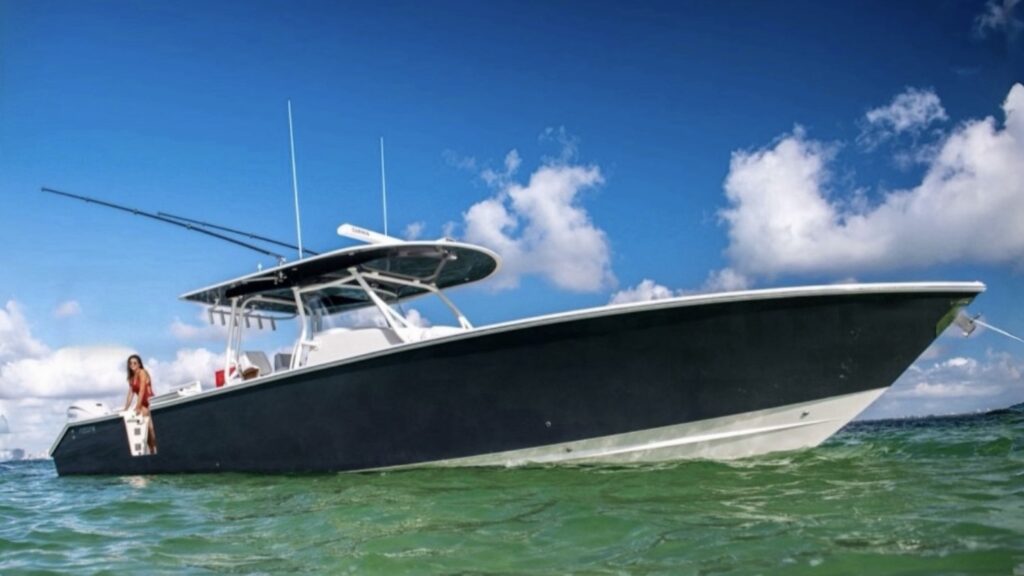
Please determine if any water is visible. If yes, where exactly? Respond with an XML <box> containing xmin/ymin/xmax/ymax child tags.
<box><xmin>2</xmin><ymin>407</ymin><xmax>1022</xmax><ymax>575</ymax></box>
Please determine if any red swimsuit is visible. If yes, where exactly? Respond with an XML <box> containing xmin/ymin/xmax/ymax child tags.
<box><xmin>131</xmin><ymin>375</ymin><xmax>152</xmax><ymax>409</ymax></box>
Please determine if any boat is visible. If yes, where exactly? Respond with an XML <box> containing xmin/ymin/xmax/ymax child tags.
<box><xmin>48</xmin><ymin>223</ymin><xmax>985</xmax><ymax>475</ymax></box>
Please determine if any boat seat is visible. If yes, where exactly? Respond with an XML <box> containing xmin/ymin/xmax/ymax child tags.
<box><xmin>274</xmin><ymin>353</ymin><xmax>292</xmax><ymax>372</ymax></box>
<box><xmin>241</xmin><ymin>351</ymin><xmax>273</xmax><ymax>379</ymax></box>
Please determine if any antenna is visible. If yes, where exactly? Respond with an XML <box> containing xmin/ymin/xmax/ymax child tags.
<box><xmin>40</xmin><ymin>187</ymin><xmax>287</xmax><ymax>261</ymax></box>
<box><xmin>288</xmin><ymin>100</ymin><xmax>304</xmax><ymax>259</ymax></box>
<box><xmin>380</xmin><ymin>137</ymin><xmax>388</xmax><ymax>237</ymax></box>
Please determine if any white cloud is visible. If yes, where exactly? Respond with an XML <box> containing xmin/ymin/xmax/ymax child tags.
<box><xmin>892</xmin><ymin>142</ymin><xmax>944</xmax><ymax>170</ymax></box>
<box><xmin>441</xmin><ymin>221</ymin><xmax>457</xmax><ymax>239</ymax></box>
<box><xmin>701</xmin><ymin>267</ymin><xmax>751</xmax><ymax>293</ymax></box>
<box><xmin>862</xmin><ymin>349</ymin><xmax>1024</xmax><ymax>419</ymax></box>
<box><xmin>973</xmin><ymin>0</ymin><xmax>1023</xmax><ymax>40</ymax></box>
<box><xmin>0</xmin><ymin>397</ymin><xmax>69</xmax><ymax>458</ymax></box>
<box><xmin>610</xmin><ymin>279</ymin><xmax>676</xmax><ymax>304</ymax></box>
<box><xmin>0</xmin><ymin>343</ymin><xmax>223</xmax><ymax>402</ymax></box>
<box><xmin>402</xmin><ymin>309</ymin><xmax>430</xmax><ymax>328</ymax></box>
<box><xmin>325</xmin><ymin>306</ymin><xmax>431</xmax><ymax>329</ymax></box>
<box><xmin>859</xmin><ymin>87</ymin><xmax>947</xmax><ymax>148</ymax></box>
<box><xmin>53</xmin><ymin>300</ymin><xmax>81</xmax><ymax>319</ymax></box>
<box><xmin>146</xmin><ymin>348</ymin><xmax>225</xmax><ymax>390</ymax></box>
<box><xmin>539</xmin><ymin>126</ymin><xmax>580</xmax><ymax>164</ymax></box>
<box><xmin>463</xmin><ymin>155</ymin><xmax>614</xmax><ymax>292</ymax></box>
<box><xmin>481</xmin><ymin>150</ymin><xmax>522</xmax><ymax>187</ymax></box>
<box><xmin>403</xmin><ymin>221</ymin><xmax>425</xmax><ymax>240</ymax></box>
<box><xmin>0</xmin><ymin>301</ymin><xmax>48</xmax><ymax>363</ymax></box>
<box><xmin>1</xmin><ymin>345</ymin><xmax>131</xmax><ymax>400</ymax></box>
<box><xmin>170</xmin><ymin>308</ymin><xmax>230</xmax><ymax>342</ymax></box>
<box><xmin>442</xmin><ymin>149</ymin><xmax>478</xmax><ymax>172</ymax></box>
<box><xmin>893</xmin><ymin>381</ymin><xmax>1003</xmax><ymax>399</ymax></box>
<box><xmin>715</xmin><ymin>83</ymin><xmax>1024</xmax><ymax>282</ymax></box>
<box><xmin>610</xmin><ymin>268</ymin><xmax>753</xmax><ymax>304</ymax></box>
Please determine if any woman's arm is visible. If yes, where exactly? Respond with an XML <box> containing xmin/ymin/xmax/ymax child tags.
<box><xmin>123</xmin><ymin>387</ymin><xmax>133</xmax><ymax>412</ymax></box>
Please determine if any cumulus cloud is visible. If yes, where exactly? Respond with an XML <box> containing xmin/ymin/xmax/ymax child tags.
<box><xmin>893</xmin><ymin>380</ymin><xmax>1002</xmax><ymax>399</ymax></box>
<box><xmin>973</xmin><ymin>0</ymin><xmax>1023</xmax><ymax>41</ymax></box>
<box><xmin>53</xmin><ymin>300</ymin><xmax>81</xmax><ymax>319</ymax></box>
<box><xmin>146</xmin><ymin>348</ymin><xmax>224</xmax><ymax>390</ymax></box>
<box><xmin>701</xmin><ymin>267</ymin><xmax>751</xmax><ymax>293</ymax></box>
<box><xmin>462</xmin><ymin>149</ymin><xmax>614</xmax><ymax>292</ymax></box>
<box><xmin>610</xmin><ymin>268</ymin><xmax>754</xmax><ymax>304</ymax></box>
<box><xmin>170</xmin><ymin>318</ymin><xmax>226</xmax><ymax>342</ymax></box>
<box><xmin>442</xmin><ymin>149</ymin><xmax>478</xmax><ymax>172</ymax></box>
<box><xmin>1</xmin><ymin>341</ymin><xmax>224</xmax><ymax>402</ymax></box>
<box><xmin>170</xmin><ymin>309</ymin><xmax>230</xmax><ymax>342</ymax></box>
<box><xmin>714</xmin><ymin>83</ymin><xmax>1024</xmax><ymax>282</ymax></box>
<box><xmin>610</xmin><ymin>279</ymin><xmax>677</xmax><ymax>304</ymax></box>
<box><xmin>539</xmin><ymin>126</ymin><xmax>580</xmax><ymax>164</ymax></box>
<box><xmin>403</xmin><ymin>221</ymin><xmax>425</xmax><ymax>241</ymax></box>
<box><xmin>859</xmin><ymin>87</ymin><xmax>947</xmax><ymax>148</ymax></box>
<box><xmin>0</xmin><ymin>301</ymin><xmax>48</xmax><ymax>362</ymax></box>
<box><xmin>0</xmin><ymin>397</ymin><xmax>69</xmax><ymax>457</ymax></box>
<box><xmin>325</xmin><ymin>306</ymin><xmax>431</xmax><ymax>329</ymax></box>
<box><xmin>1</xmin><ymin>345</ymin><xmax>132</xmax><ymax>400</ymax></box>
<box><xmin>481</xmin><ymin>150</ymin><xmax>522</xmax><ymax>187</ymax></box>
<box><xmin>441</xmin><ymin>221</ymin><xmax>457</xmax><ymax>239</ymax></box>
<box><xmin>862</xmin><ymin>349</ymin><xmax>1024</xmax><ymax>419</ymax></box>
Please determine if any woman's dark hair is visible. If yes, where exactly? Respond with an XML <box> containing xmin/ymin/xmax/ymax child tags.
<box><xmin>127</xmin><ymin>354</ymin><xmax>144</xmax><ymax>382</ymax></box>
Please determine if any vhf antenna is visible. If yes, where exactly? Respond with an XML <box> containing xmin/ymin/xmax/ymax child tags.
<box><xmin>39</xmin><ymin>187</ymin><xmax>317</xmax><ymax>262</ymax></box>
<box><xmin>380</xmin><ymin>136</ymin><xmax>388</xmax><ymax>237</ymax></box>
<box><xmin>287</xmin><ymin>99</ymin><xmax>305</xmax><ymax>259</ymax></box>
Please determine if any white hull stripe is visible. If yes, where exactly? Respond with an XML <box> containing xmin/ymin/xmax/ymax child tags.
<box><xmin>373</xmin><ymin>387</ymin><xmax>889</xmax><ymax>470</ymax></box>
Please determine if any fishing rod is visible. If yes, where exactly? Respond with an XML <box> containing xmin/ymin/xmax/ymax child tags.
<box><xmin>156</xmin><ymin>211</ymin><xmax>319</xmax><ymax>256</ymax></box>
<box><xmin>40</xmin><ymin>187</ymin><xmax>288</xmax><ymax>262</ymax></box>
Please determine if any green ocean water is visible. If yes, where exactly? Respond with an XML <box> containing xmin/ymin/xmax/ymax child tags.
<box><xmin>2</xmin><ymin>407</ymin><xmax>1022</xmax><ymax>575</ymax></box>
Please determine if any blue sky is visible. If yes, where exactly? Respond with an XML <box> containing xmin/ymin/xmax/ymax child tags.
<box><xmin>1</xmin><ymin>0</ymin><xmax>1022</xmax><ymax>454</ymax></box>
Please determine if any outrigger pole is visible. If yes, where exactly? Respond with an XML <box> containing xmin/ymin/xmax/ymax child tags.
<box><xmin>157</xmin><ymin>211</ymin><xmax>319</xmax><ymax>256</ymax></box>
<box><xmin>40</xmin><ymin>187</ymin><xmax>296</xmax><ymax>262</ymax></box>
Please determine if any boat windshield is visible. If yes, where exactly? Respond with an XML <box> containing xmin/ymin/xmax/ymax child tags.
<box><xmin>306</xmin><ymin>289</ymin><xmax>392</xmax><ymax>332</ymax></box>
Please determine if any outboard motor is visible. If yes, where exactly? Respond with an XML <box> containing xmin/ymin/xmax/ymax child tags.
<box><xmin>67</xmin><ymin>401</ymin><xmax>109</xmax><ymax>422</ymax></box>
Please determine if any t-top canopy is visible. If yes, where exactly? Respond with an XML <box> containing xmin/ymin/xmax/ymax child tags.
<box><xmin>181</xmin><ymin>241</ymin><xmax>501</xmax><ymax>314</ymax></box>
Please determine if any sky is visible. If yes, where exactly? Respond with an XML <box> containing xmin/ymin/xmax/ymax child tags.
<box><xmin>1</xmin><ymin>0</ymin><xmax>1023</xmax><ymax>455</ymax></box>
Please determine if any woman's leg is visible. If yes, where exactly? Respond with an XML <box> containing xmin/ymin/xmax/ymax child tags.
<box><xmin>142</xmin><ymin>407</ymin><xmax>157</xmax><ymax>454</ymax></box>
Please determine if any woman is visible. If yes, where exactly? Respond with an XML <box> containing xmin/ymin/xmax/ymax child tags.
<box><xmin>123</xmin><ymin>354</ymin><xmax>158</xmax><ymax>455</ymax></box>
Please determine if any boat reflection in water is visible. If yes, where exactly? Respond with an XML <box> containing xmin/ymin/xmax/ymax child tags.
<box><xmin>50</xmin><ymin>224</ymin><xmax>984</xmax><ymax>475</ymax></box>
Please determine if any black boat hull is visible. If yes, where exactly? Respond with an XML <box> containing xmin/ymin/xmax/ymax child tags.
<box><xmin>51</xmin><ymin>287</ymin><xmax>978</xmax><ymax>475</ymax></box>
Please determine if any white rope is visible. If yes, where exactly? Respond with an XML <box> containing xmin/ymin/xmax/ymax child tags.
<box><xmin>975</xmin><ymin>318</ymin><xmax>1024</xmax><ymax>345</ymax></box>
